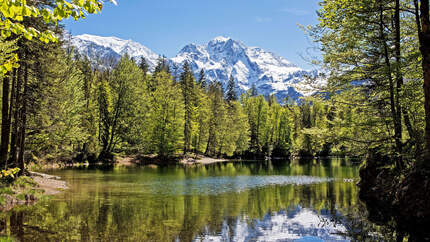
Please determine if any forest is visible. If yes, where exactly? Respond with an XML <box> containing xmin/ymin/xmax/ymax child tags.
<box><xmin>0</xmin><ymin>15</ymin><xmax>367</xmax><ymax>167</ymax></box>
<box><xmin>2</xmin><ymin>0</ymin><xmax>427</xmax><ymax>168</ymax></box>
<box><xmin>1</xmin><ymin>0</ymin><xmax>430</xmax><ymax>240</ymax></box>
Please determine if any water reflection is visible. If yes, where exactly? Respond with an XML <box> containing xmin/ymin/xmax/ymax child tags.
<box><xmin>0</xmin><ymin>159</ymin><xmax>381</xmax><ymax>241</ymax></box>
<box><xmin>146</xmin><ymin>176</ymin><xmax>334</xmax><ymax>196</ymax></box>
<box><xmin>196</xmin><ymin>207</ymin><xmax>348</xmax><ymax>242</ymax></box>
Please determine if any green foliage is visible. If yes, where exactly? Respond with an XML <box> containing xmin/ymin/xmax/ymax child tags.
<box><xmin>0</xmin><ymin>37</ymin><xmax>18</xmax><ymax>74</ymax></box>
<box><xmin>6</xmin><ymin>0</ymin><xmax>426</xmax><ymax>166</ymax></box>
<box><xmin>13</xmin><ymin>175</ymin><xmax>37</xmax><ymax>189</ymax></box>
<box><xmin>146</xmin><ymin>71</ymin><xmax>184</xmax><ymax>156</ymax></box>
<box><xmin>0</xmin><ymin>0</ymin><xmax>116</xmax><ymax>75</ymax></box>
<box><xmin>305</xmin><ymin>0</ymin><xmax>425</xmax><ymax>162</ymax></box>
<box><xmin>97</xmin><ymin>55</ymin><xmax>143</xmax><ymax>157</ymax></box>
<box><xmin>0</xmin><ymin>236</ymin><xmax>15</xmax><ymax>242</ymax></box>
<box><xmin>180</xmin><ymin>61</ymin><xmax>196</xmax><ymax>153</ymax></box>
<box><xmin>0</xmin><ymin>161</ymin><xmax>384</xmax><ymax>241</ymax></box>
<box><xmin>0</xmin><ymin>168</ymin><xmax>20</xmax><ymax>179</ymax></box>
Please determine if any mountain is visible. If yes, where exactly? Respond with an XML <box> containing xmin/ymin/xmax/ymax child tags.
<box><xmin>71</xmin><ymin>34</ymin><xmax>159</xmax><ymax>69</ymax></box>
<box><xmin>196</xmin><ymin>208</ymin><xmax>347</xmax><ymax>241</ymax></box>
<box><xmin>170</xmin><ymin>36</ymin><xmax>323</xmax><ymax>101</ymax></box>
<box><xmin>71</xmin><ymin>34</ymin><xmax>323</xmax><ymax>101</ymax></box>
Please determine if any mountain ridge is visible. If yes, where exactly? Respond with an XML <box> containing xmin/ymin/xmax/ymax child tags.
<box><xmin>71</xmin><ymin>34</ymin><xmax>323</xmax><ymax>101</ymax></box>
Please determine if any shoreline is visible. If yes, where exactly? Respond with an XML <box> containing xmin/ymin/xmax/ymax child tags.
<box><xmin>29</xmin><ymin>171</ymin><xmax>68</xmax><ymax>195</ymax></box>
<box><xmin>0</xmin><ymin>172</ymin><xmax>68</xmax><ymax>211</ymax></box>
<box><xmin>114</xmin><ymin>154</ymin><xmax>233</xmax><ymax>166</ymax></box>
<box><xmin>178</xmin><ymin>155</ymin><xmax>229</xmax><ymax>166</ymax></box>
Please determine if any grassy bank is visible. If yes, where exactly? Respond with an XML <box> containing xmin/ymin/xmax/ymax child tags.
<box><xmin>0</xmin><ymin>169</ymin><xmax>67</xmax><ymax>211</ymax></box>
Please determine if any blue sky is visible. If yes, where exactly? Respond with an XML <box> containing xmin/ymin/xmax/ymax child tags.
<box><xmin>64</xmin><ymin>0</ymin><xmax>321</xmax><ymax>69</ymax></box>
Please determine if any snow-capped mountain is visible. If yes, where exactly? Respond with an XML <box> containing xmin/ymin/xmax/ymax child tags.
<box><xmin>170</xmin><ymin>36</ymin><xmax>322</xmax><ymax>101</ymax></box>
<box><xmin>71</xmin><ymin>34</ymin><xmax>159</xmax><ymax>69</ymax></box>
<box><xmin>71</xmin><ymin>34</ymin><xmax>323</xmax><ymax>101</ymax></box>
<box><xmin>195</xmin><ymin>207</ymin><xmax>348</xmax><ymax>241</ymax></box>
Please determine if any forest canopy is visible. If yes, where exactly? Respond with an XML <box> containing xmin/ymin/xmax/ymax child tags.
<box><xmin>0</xmin><ymin>0</ymin><xmax>428</xmax><ymax>172</ymax></box>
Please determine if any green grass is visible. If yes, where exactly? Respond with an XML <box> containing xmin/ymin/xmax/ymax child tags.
<box><xmin>0</xmin><ymin>176</ymin><xmax>44</xmax><ymax>208</ymax></box>
<box><xmin>0</xmin><ymin>236</ymin><xmax>16</xmax><ymax>242</ymax></box>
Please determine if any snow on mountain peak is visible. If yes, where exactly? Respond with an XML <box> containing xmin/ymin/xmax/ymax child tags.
<box><xmin>211</xmin><ymin>36</ymin><xmax>231</xmax><ymax>42</ymax></box>
<box><xmin>71</xmin><ymin>34</ymin><xmax>323</xmax><ymax>101</ymax></box>
<box><xmin>71</xmin><ymin>34</ymin><xmax>159</xmax><ymax>69</ymax></box>
<box><xmin>170</xmin><ymin>37</ymin><xmax>319</xmax><ymax>101</ymax></box>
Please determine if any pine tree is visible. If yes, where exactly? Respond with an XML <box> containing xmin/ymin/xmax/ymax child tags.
<box><xmin>138</xmin><ymin>56</ymin><xmax>149</xmax><ymax>79</ymax></box>
<box><xmin>154</xmin><ymin>55</ymin><xmax>170</xmax><ymax>74</ymax></box>
<box><xmin>250</xmin><ymin>83</ymin><xmax>258</xmax><ymax>97</ymax></box>
<box><xmin>171</xmin><ymin>62</ymin><xmax>180</xmax><ymax>82</ymax></box>
<box><xmin>226</xmin><ymin>75</ymin><xmax>237</xmax><ymax>102</ymax></box>
<box><xmin>197</xmin><ymin>69</ymin><xmax>207</xmax><ymax>89</ymax></box>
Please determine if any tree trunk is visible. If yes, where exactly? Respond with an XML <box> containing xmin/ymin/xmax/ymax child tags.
<box><xmin>17</xmin><ymin>62</ymin><xmax>28</xmax><ymax>175</ymax></box>
<box><xmin>0</xmin><ymin>75</ymin><xmax>10</xmax><ymax>168</ymax></box>
<box><xmin>414</xmin><ymin>0</ymin><xmax>430</xmax><ymax>158</ymax></box>
<box><xmin>9</xmin><ymin>65</ymin><xmax>23</xmax><ymax>166</ymax></box>
<box><xmin>421</xmin><ymin>0</ymin><xmax>430</xmax><ymax>157</ymax></box>
<box><xmin>379</xmin><ymin>2</ymin><xmax>403</xmax><ymax>167</ymax></box>
<box><xmin>394</xmin><ymin>0</ymin><xmax>405</xmax><ymax>168</ymax></box>
<box><xmin>7</xmin><ymin>69</ymin><xmax>17</xmax><ymax>161</ymax></box>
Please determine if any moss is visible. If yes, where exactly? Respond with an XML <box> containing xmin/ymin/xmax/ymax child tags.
<box><xmin>0</xmin><ymin>236</ymin><xmax>16</xmax><ymax>242</ymax></box>
<box><xmin>16</xmin><ymin>193</ymin><xmax>25</xmax><ymax>201</ymax></box>
<box><xmin>0</xmin><ymin>187</ymin><xmax>14</xmax><ymax>195</ymax></box>
<box><xmin>0</xmin><ymin>176</ymin><xmax>44</xmax><ymax>210</ymax></box>
<box><xmin>13</xmin><ymin>176</ymin><xmax>37</xmax><ymax>189</ymax></box>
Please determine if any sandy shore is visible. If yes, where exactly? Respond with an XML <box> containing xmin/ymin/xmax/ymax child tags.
<box><xmin>29</xmin><ymin>171</ymin><xmax>68</xmax><ymax>195</ymax></box>
<box><xmin>0</xmin><ymin>172</ymin><xmax>68</xmax><ymax>211</ymax></box>
<box><xmin>115</xmin><ymin>154</ymin><xmax>231</xmax><ymax>166</ymax></box>
<box><xmin>179</xmin><ymin>155</ymin><xmax>229</xmax><ymax>165</ymax></box>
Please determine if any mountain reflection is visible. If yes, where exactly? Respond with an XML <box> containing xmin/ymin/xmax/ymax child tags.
<box><xmin>0</xmin><ymin>160</ymin><xmax>382</xmax><ymax>241</ymax></box>
<box><xmin>195</xmin><ymin>207</ymin><xmax>348</xmax><ymax>242</ymax></box>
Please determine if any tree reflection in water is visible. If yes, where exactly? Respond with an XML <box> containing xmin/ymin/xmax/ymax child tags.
<box><xmin>0</xmin><ymin>159</ymin><xmax>392</xmax><ymax>241</ymax></box>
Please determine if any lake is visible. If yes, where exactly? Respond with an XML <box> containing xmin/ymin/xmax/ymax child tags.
<box><xmin>0</xmin><ymin>159</ymin><xmax>385</xmax><ymax>241</ymax></box>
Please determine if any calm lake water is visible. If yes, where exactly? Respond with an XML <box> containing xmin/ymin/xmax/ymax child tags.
<box><xmin>0</xmin><ymin>159</ymin><xmax>384</xmax><ymax>241</ymax></box>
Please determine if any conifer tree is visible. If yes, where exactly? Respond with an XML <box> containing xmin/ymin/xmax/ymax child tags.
<box><xmin>250</xmin><ymin>83</ymin><xmax>258</xmax><ymax>97</ymax></box>
<box><xmin>154</xmin><ymin>55</ymin><xmax>170</xmax><ymax>74</ymax></box>
<box><xmin>197</xmin><ymin>69</ymin><xmax>207</xmax><ymax>89</ymax></box>
<box><xmin>138</xmin><ymin>56</ymin><xmax>149</xmax><ymax>79</ymax></box>
<box><xmin>226</xmin><ymin>75</ymin><xmax>237</xmax><ymax>102</ymax></box>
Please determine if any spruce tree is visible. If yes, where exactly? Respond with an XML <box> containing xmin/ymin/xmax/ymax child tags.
<box><xmin>154</xmin><ymin>55</ymin><xmax>170</xmax><ymax>74</ymax></box>
<box><xmin>138</xmin><ymin>56</ymin><xmax>149</xmax><ymax>78</ymax></box>
<box><xmin>197</xmin><ymin>69</ymin><xmax>207</xmax><ymax>89</ymax></box>
<box><xmin>226</xmin><ymin>75</ymin><xmax>237</xmax><ymax>102</ymax></box>
<box><xmin>250</xmin><ymin>83</ymin><xmax>258</xmax><ymax>97</ymax></box>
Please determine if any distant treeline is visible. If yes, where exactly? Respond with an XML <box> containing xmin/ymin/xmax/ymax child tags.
<box><xmin>0</xmin><ymin>0</ymin><xmax>428</xmax><ymax>169</ymax></box>
<box><xmin>1</xmin><ymin>28</ymin><xmax>368</xmax><ymax>165</ymax></box>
